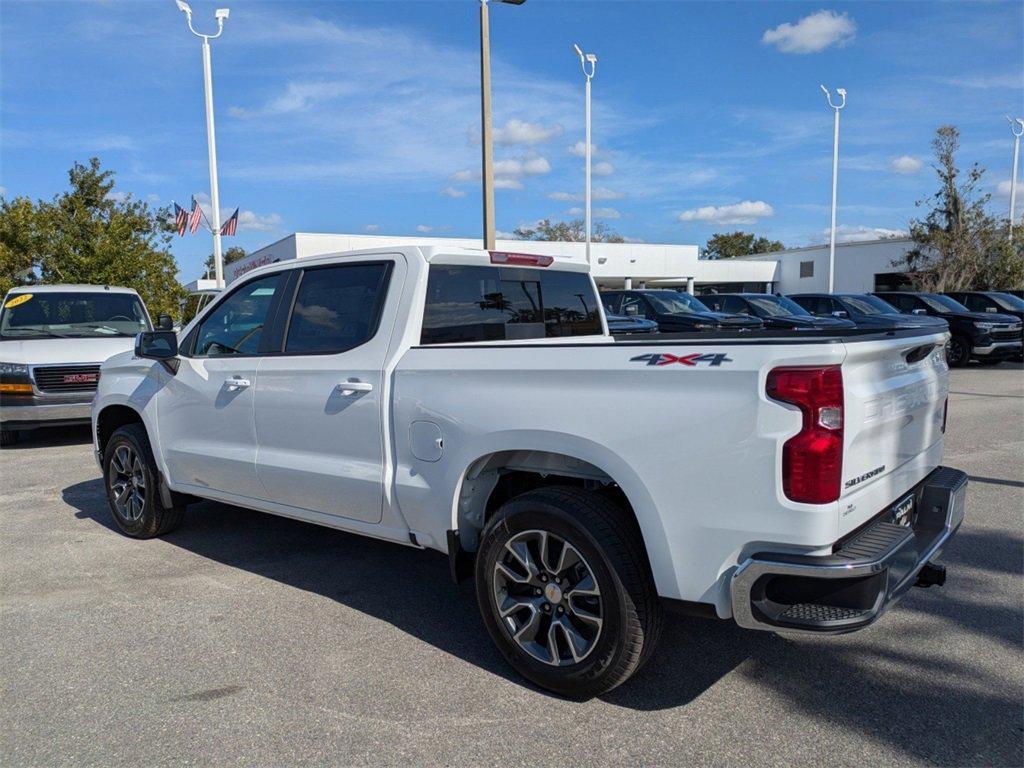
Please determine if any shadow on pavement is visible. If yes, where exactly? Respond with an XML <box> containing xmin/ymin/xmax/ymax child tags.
<box><xmin>64</xmin><ymin>479</ymin><xmax>1022</xmax><ymax>765</ymax></box>
<box><xmin>3</xmin><ymin>424</ymin><xmax>93</xmax><ymax>450</ymax></box>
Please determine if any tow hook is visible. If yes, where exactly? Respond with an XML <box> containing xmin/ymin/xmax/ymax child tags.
<box><xmin>915</xmin><ymin>562</ymin><xmax>946</xmax><ymax>588</ymax></box>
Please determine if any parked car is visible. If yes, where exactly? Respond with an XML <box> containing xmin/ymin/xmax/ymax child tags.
<box><xmin>873</xmin><ymin>291</ymin><xmax>1022</xmax><ymax>367</ymax></box>
<box><xmin>601</xmin><ymin>288</ymin><xmax>763</xmax><ymax>332</ymax></box>
<box><xmin>605</xmin><ymin>313</ymin><xmax>659</xmax><ymax>335</ymax></box>
<box><xmin>944</xmin><ymin>291</ymin><xmax>1024</xmax><ymax>361</ymax></box>
<box><xmin>790</xmin><ymin>293</ymin><xmax>950</xmax><ymax>332</ymax></box>
<box><xmin>0</xmin><ymin>284</ymin><xmax>155</xmax><ymax>446</ymax></box>
<box><xmin>92</xmin><ymin>246</ymin><xmax>965</xmax><ymax>697</ymax></box>
<box><xmin>701</xmin><ymin>293</ymin><xmax>857</xmax><ymax>330</ymax></box>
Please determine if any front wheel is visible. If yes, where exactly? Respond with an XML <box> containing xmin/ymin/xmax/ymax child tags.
<box><xmin>946</xmin><ymin>335</ymin><xmax>971</xmax><ymax>368</ymax></box>
<box><xmin>475</xmin><ymin>486</ymin><xmax>662</xmax><ymax>698</ymax></box>
<box><xmin>102</xmin><ymin>423</ymin><xmax>184</xmax><ymax>538</ymax></box>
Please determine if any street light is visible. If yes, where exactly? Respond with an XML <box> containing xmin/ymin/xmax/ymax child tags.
<box><xmin>176</xmin><ymin>0</ymin><xmax>230</xmax><ymax>289</ymax></box>
<box><xmin>1007</xmin><ymin>116</ymin><xmax>1024</xmax><ymax>242</ymax></box>
<box><xmin>573</xmin><ymin>43</ymin><xmax>597</xmax><ymax>265</ymax></box>
<box><xmin>820</xmin><ymin>85</ymin><xmax>846</xmax><ymax>293</ymax></box>
<box><xmin>479</xmin><ymin>0</ymin><xmax>526</xmax><ymax>251</ymax></box>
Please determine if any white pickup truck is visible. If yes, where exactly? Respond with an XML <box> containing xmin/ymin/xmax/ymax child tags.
<box><xmin>92</xmin><ymin>246</ymin><xmax>967</xmax><ymax>697</ymax></box>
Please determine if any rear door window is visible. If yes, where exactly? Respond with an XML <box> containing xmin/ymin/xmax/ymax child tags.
<box><xmin>421</xmin><ymin>265</ymin><xmax>602</xmax><ymax>344</ymax></box>
<box><xmin>284</xmin><ymin>262</ymin><xmax>392</xmax><ymax>354</ymax></box>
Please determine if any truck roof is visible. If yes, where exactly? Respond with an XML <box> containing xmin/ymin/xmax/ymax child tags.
<box><xmin>240</xmin><ymin>245</ymin><xmax>590</xmax><ymax>279</ymax></box>
<box><xmin>5</xmin><ymin>284</ymin><xmax>141</xmax><ymax>295</ymax></box>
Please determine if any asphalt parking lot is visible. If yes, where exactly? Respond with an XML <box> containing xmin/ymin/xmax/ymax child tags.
<box><xmin>1</xmin><ymin>363</ymin><xmax>1021</xmax><ymax>767</ymax></box>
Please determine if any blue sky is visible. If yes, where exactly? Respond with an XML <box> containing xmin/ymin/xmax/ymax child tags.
<box><xmin>2</xmin><ymin>1</ymin><xmax>1022</xmax><ymax>281</ymax></box>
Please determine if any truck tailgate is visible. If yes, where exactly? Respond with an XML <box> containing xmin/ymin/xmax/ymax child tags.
<box><xmin>839</xmin><ymin>329</ymin><xmax>950</xmax><ymax>533</ymax></box>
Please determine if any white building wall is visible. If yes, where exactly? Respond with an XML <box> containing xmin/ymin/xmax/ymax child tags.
<box><xmin>739</xmin><ymin>238</ymin><xmax>913</xmax><ymax>294</ymax></box>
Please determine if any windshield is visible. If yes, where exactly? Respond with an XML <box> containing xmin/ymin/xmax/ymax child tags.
<box><xmin>990</xmin><ymin>292</ymin><xmax>1024</xmax><ymax>311</ymax></box>
<box><xmin>919</xmin><ymin>294</ymin><xmax>969</xmax><ymax>313</ymax></box>
<box><xmin>644</xmin><ymin>291</ymin><xmax>711</xmax><ymax>315</ymax></box>
<box><xmin>746</xmin><ymin>295</ymin><xmax>810</xmax><ymax>317</ymax></box>
<box><xmin>840</xmin><ymin>295</ymin><xmax>900</xmax><ymax>315</ymax></box>
<box><xmin>0</xmin><ymin>291</ymin><xmax>151</xmax><ymax>339</ymax></box>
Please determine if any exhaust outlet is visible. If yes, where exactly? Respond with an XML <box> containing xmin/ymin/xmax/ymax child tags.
<box><xmin>915</xmin><ymin>562</ymin><xmax>946</xmax><ymax>588</ymax></box>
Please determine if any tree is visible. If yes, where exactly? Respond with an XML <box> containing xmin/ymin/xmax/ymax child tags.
<box><xmin>897</xmin><ymin>126</ymin><xmax>1019</xmax><ymax>291</ymax></box>
<box><xmin>0</xmin><ymin>158</ymin><xmax>185</xmax><ymax>315</ymax></box>
<box><xmin>513</xmin><ymin>218</ymin><xmax>626</xmax><ymax>243</ymax></box>
<box><xmin>703</xmin><ymin>231</ymin><xmax>784</xmax><ymax>259</ymax></box>
<box><xmin>0</xmin><ymin>196</ymin><xmax>45</xmax><ymax>297</ymax></box>
<box><xmin>204</xmin><ymin>246</ymin><xmax>247</xmax><ymax>277</ymax></box>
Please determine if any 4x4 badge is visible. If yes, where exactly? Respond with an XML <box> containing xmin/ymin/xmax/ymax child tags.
<box><xmin>630</xmin><ymin>352</ymin><xmax>733</xmax><ymax>367</ymax></box>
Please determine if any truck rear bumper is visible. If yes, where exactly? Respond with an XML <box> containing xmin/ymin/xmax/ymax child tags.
<box><xmin>730</xmin><ymin>466</ymin><xmax>967</xmax><ymax>634</ymax></box>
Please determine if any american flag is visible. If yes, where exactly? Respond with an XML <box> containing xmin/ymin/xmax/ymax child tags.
<box><xmin>188</xmin><ymin>195</ymin><xmax>204</xmax><ymax>234</ymax></box>
<box><xmin>220</xmin><ymin>208</ymin><xmax>239</xmax><ymax>237</ymax></box>
<box><xmin>173</xmin><ymin>202</ymin><xmax>188</xmax><ymax>236</ymax></box>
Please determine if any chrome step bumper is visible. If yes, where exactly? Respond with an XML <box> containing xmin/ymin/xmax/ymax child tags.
<box><xmin>731</xmin><ymin>467</ymin><xmax>967</xmax><ymax>634</ymax></box>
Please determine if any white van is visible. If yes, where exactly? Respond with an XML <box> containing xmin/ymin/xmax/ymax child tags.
<box><xmin>0</xmin><ymin>284</ymin><xmax>153</xmax><ymax>446</ymax></box>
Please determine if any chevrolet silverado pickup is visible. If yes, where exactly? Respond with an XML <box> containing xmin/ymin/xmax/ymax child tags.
<box><xmin>92</xmin><ymin>246</ymin><xmax>967</xmax><ymax>697</ymax></box>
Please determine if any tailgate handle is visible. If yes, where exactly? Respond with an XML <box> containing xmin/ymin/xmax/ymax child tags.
<box><xmin>904</xmin><ymin>344</ymin><xmax>936</xmax><ymax>364</ymax></box>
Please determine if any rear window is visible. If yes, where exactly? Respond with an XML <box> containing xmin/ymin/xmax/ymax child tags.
<box><xmin>421</xmin><ymin>265</ymin><xmax>602</xmax><ymax>345</ymax></box>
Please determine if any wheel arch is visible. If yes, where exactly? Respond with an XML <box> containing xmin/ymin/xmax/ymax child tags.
<box><xmin>446</xmin><ymin>437</ymin><xmax>676</xmax><ymax>597</ymax></box>
<box><xmin>95</xmin><ymin>403</ymin><xmax>145</xmax><ymax>455</ymax></box>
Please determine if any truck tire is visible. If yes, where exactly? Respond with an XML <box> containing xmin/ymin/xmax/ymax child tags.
<box><xmin>102</xmin><ymin>423</ymin><xmax>184</xmax><ymax>538</ymax></box>
<box><xmin>0</xmin><ymin>429</ymin><xmax>19</xmax><ymax>447</ymax></box>
<box><xmin>475</xmin><ymin>485</ymin><xmax>662</xmax><ymax>698</ymax></box>
<box><xmin>946</xmin><ymin>334</ymin><xmax>971</xmax><ymax>368</ymax></box>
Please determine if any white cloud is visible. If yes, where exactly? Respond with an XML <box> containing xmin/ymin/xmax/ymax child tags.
<box><xmin>146</xmin><ymin>193</ymin><xmax>161</xmax><ymax>203</ymax></box>
<box><xmin>937</xmin><ymin>73</ymin><xmax>1024</xmax><ymax>90</ymax></box>
<box><xmin>678</xmin><ymin>200</ymin><xmax>774</xmax><ymax>225</ymax></box>
<box><xmin>494</xmin><ymin>178</ymin><xmax>524</xmax><ymax>190</ymax></box>
<box><xmin>229</xmin><ymin>81</ymin><xmax>358</xmax><ymax>119</ymax></box>
<box><xmin>105</xmin><ymin>191</ymin><xmax>129</xmax><ymax>203</ymax></box>
<box><xmin>364</xmin><ymin>224</ymin><xmax>380</xmax><ymax>232</ymax></box>
<box><xmin>493</xmin><ymin>119</ymin><xmax>563</xmax><ymax>145</ymax></box>
<box><xmin>569</xmin><ymin>141</ymin><xmax>598</xmax><ymax>158</ymax></box>
<box><xmin>762</xmin><ymin>10</ymin><xmax>856</xmax><ymax>54</ymax></box>
<box><xmin>440</xmin><ymin>186</ymin><xmax>466</xmax><ymax>198</ymax></box>
<box><xmin>568</xmin><ymin>206</ymin><xmax>621</xmax><ymax>219</ymax></box>
<box><xmin>450</xmin><ymin>154</ymin><xmax>550</xmax><ymax>192</ymax></box>
<box><xmin>820</xmin><ymin>225</ymin><xmax>907</xmax><ymax>243</ymax></box>
<box><xmin>0</xmin><ymin>186</ymin><xmax>6</xmax><ymax>196</ymax></box>
<box><xmin>449</xmin><ymin>169</ymin><xmax>474</xmax><ymax>182</ymax></box>
<box><xmin>495</xmin><ymin>230</ymin><xmax>520</xmax><ymax>240</ymax></box>
<box><xmin>593</xmin><ymin>161</ymin><xmax>615</xmax><ymax>177</ymax></box>
<box><xmin>237</xmin><ymin>210</ymin><xmax>283</xmax><ymax>232</ymax></box>
<box><xmin>416</xmin><ymin>224</ymin><xmax>434</xmax><ymax>233</ymax></box>
<box><xmin>546</xmin><ymin>186</ymin><xmax>625</xmax><ymax>202</ymax></box>
<box><xmin>891</xmin><ymin>155</ymin><xmax>924</xmax><ymax>174</ymax></box>
<box><xmin>996</xmin><ymin>180</ymin><xmax>1023</xmax><ymax>200</ymax></box>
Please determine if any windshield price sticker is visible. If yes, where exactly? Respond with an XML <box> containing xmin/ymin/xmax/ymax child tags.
<box><xmin>4</xmin><ymin>294</ymin><xmax>32</xmax><ymax>309</ymax></box>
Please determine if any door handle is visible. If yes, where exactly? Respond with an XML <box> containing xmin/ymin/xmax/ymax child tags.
<box><xmin>226</xmin><ymin>377</ymin><xmax>251</xmax><ymax>390</ymax></box>
<box><xmin>338</xmin><ymin>381</ymin><xmax>373</xmax><ymax>395</ymax></box>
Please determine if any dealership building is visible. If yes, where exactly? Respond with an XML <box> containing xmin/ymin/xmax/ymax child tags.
<box><xmin>185</xmin><ymin>232</ymin><xmax>915</xmax><ymax>297</ymax></box>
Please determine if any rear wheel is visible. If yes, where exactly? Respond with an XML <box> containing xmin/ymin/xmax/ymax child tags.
<box><xmin>102</xmin><ymin>424</ymin><xmax>184</xmax><ymax>538</ymax></box>
<box><xmin>475</xmin><ymin>486</ymin><xmax>662</xmax><ymax>698</ymax></box>
<box><xmin>946</xmin><ymin>335</ymin><xmax>971</xmax><ymax>368</ymax></box>
<box><xmin>0</xmin><ymin>429</ymin><xmax>19</xmax><ymax>447</ymax></box>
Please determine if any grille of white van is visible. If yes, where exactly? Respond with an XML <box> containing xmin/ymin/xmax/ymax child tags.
<box><xmin>32</xmin><ymin>365</ymin><xmax>101</xmax><ymax>393</ymax></box>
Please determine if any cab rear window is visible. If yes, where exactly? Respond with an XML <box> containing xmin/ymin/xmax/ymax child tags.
<box><xmin>421</xmin><ymin>265</ymin><xmax>602</xmax><ymax>345</ymax></box>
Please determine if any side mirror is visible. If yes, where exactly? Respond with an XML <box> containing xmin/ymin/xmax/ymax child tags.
<box><xmin>136</xmin><ymin>330</ymin><xmax>178</xmax><ymax>360</ymax></box>
<box><xmin>831</xmin><ymin>310</ymin><xmax>849</xmax><ymax>319</ymax></box>
<box><xmin>156</xmin><ymin>314</ymin><xmax>174</xmax><ymax>330</ymax></box>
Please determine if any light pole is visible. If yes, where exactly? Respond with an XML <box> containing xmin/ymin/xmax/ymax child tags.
<box><xmin>176</xmin><ymin>0</ymin><xmax>230</xmax><ymax>289</ymax></box>
<box><xmin>820</xmin><ymin>85</ymin><xmax>846</xmax><ymax>293</ymax></box>
<box><xmin>573</xmin><ymin>43</ymin><xmax>597</xmax><ymax>265</ymax></box>
<box><xmin>478</xmin><ymin>0</ymin><xmax>525</xmax><ymax>251</ymax></box>
<box><xmin>1008</xmin><ymin>116</ymin><xmax>1024</xmax><ymax>242</ymax></box>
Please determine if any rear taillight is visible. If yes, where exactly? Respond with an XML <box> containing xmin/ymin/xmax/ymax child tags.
<box><xmin>766</xmin><ymin>365</ymin><xmax>844</xmax><ymax>504</ymax></box>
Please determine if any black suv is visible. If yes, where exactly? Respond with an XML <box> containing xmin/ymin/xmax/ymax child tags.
<box><xmin>600</xmin><ymin>289</ymin><xmax>763</xmax><ymax>332</ymax></box>
<box><xmin>701</xmin><ymin>293</ymin><xmax>857</xmax><ymax>330</ymax></box>
<box><xmin>790</xmin><ymin>293</ymin><xmax>949</xmax><ymax>331</ymax></box>
<box><xmin>873</xmin><ymin>292</ymin><xmax>1022</xmax><ymax>367</ymax></box>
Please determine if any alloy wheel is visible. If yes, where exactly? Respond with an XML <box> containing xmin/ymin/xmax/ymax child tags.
<box><xmin>492</xmin><ymin>529</ymin><xmax>603</xmax><ymax>666</ymax></box>
<box><xmin>108</xmin><ymin>444</ymin><xmax>146</xmax><ymax>522</ymax></box>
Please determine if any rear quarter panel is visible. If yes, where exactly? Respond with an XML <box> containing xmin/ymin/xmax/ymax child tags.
<box><xmin>392</xmin><ymin>338</ymin><xmax>851</xmax><ymax>614</ymax></box>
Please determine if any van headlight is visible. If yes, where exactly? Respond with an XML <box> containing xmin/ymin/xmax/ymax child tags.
<box><xmin>0</xmin><ymin>362</ymin><xmax>29</xmax><ymax>378</ymax></box>
<box><xmin>973</xmin><ymin>321</ymin><xmax>995</xmax><ymax>330</ymax></box>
